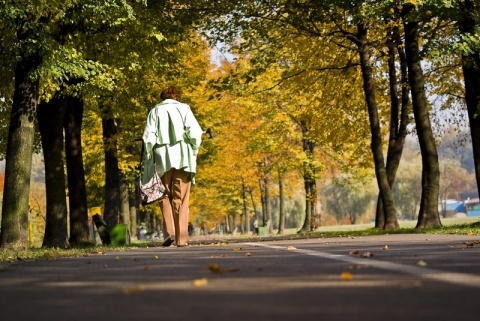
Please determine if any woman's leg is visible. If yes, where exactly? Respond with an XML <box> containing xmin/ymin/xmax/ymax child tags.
<box><xmin>171</xmin><ymin>169</ymin><xmax>191</xmax><ymax>246</ymax></box>
<box><xmin>159</xmin><ymin>169</ymin><xmax>175</xmax><ymax>241</ymax></box>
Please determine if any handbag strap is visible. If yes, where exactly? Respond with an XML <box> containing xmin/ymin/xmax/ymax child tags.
<box><xmin>139</xmin><ymin>141</ymin><xmax>145</xmax><ymax>176</ymax></box>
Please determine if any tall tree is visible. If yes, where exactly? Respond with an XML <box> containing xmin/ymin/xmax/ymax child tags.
<box><xmin>37</xmin><ymin>98</ymin><xmax>69</xmax><ymax>248</ymax></box>
<box><xmin>277</xmin><ymin>170</ymin><xmax>286</xmax><ymax>234</ymax></box>
<box><xmin>64</xmin><ymin>96</ymin><xmax>90</xmax><ymax>244</ymax></box>
<box><xmin>0</xmin><ymin>2</ymin><xmax>50</xmax><ymax>248</ymax></box>
<box><xmin>458</xmin><ymin>0</ymin><xmax>480</xmax><ymax>197</ymax></box>
<box><xmin>355</xmin><ymin>21</ymin><xmax>399</xmax><ymax>229</ymax></box>
<box><xmin>375</xmin><ymin>15</ymin><xmax>410</xmax><ymax>229</ymax></box>
<box><xmin>402</xmin><ymin>3</ymin><xmax>441</xmax><ymax>228</ymax></box>
<box><xmin>101</xmin><ymin>98</ymin><xmax>122</xmax><ymax>229</ymax></box>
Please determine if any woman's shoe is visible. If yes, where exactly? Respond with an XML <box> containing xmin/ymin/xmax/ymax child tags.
<box><xmin>162</xmin><ymin>236</ymin><xmax>175</xmax><ymax>247</ymax></box>
<box><xmin>176</xmin><ymin>243</ymin><xmax>188</xmax><ymax>247</ymax></box>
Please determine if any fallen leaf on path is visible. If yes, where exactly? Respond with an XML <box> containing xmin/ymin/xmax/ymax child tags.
<box><xmin>341</xmin><ymin>272</ymin><xmax>353</xmax><ymax>280</ymax></box>
<box><xmin>382</xmin><ymin>245</ymin><xmax>389</xmax><ymax>250</ymax></box>
<box><xmin>349</xmin><ymin>250</ymin><xmax>374</xmax><ymax>257</ymax></box>
<box><xmin>208</xmin><ymin>263</ymin><xmax>240</xmax><ymax>274</ymax></box>
<box><xmin>416</xmin><ymin>260</ymin><xmax>427</xmax><ymax>267</ymax></box>
<box><xmin>245</xmin><ymin>252</ymin><xmax>252</xmax><ymax>256</ymax></box>
<box><xmin>464</xmin><ymin>240</ymin><xmax>480</xmax><ymax>248</ymax></box>
<box><xmin>362</xmin><ymin>251</ymin><xmax>373</xmax><ymax>258</ymax></box>
<box><xmin>193</xmin><ymin>278</ymin><xmax>208</xmax><ymax>287</ymax></box>
<box><xmin>287</xmin><ymin>246</ymin><xmax>297</xmax><ymax>250</ymax></box>
<box><xmin>234</xmin><ymin>247</ymin><xmax>243</xmax><ymax>252</ymax></box>
<box><xmin>144</xmin><ymin>265</ymin><xmax>151</xmax><ymax>271</ymax></box>
<box><xmin>153</xmin><ymin>255</ymin><xmax>159</xmax><ymax>259</ymax></box>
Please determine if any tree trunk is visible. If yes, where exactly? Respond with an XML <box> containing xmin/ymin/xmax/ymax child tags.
<box><xmin>232</xmin><ymin>211</ymin><xmax>238</xmax><ymax>234</ymax></box>
<box><xmin>459</xmin><ymin>0</ymin><xmax>480</xmax><ymax>198</ymax></box>
<box><xmin>119</xmin><ymin>173</ymin><xmax>130</xmax><ymax>227</ymax></box>
<box><xmin>298</xmin><ymin>122</ymin><xmax>316</xmax><ymax>232</ymax></box>
<box><xmin>38</xmin><ymin>98</ymin><xmax>69</xmax><ymax>248</ymax></box>
<box><xmin>402</xmin><ymin>5</ymin><xmax>442</xmax><ymax>228</ymax></box>
<box><xmin>0</xmin><ymin>44</ymin><xmax>41</xmax><ymax>248</ymax></box>
<box><xmin>356</xmin><ymin>22</ymin><xmax>398</xmax><ymax>229</ymax></box>
<box><xmin>277</xmin><ymin>171</ymin><xmax>286</xmax><ymax>234</ymax></box>
<box><xmin>259</xmin><ymin>177</ymin><xmax>266</xmax><ymax>227</ymax></box>
<box><xmin>249</xmin><ymin>187</ymin><xmax>260</xmax><ymax>225</ymax></box>
<box><xmin>259</xmin><ymin>159</ymin><xmax>271</xmax><ymax>232</ymax></box>
<box><xmin>64</xmin><ymin>95</ymin><xmax>90</xmax><ymax>245</ymax></box>
<box><xmin>375</xmin><ymin>23</ymin><xmax>408</xmax><ymax>229</ymax></box>
<box><xmin>242</xmin><ymin>179</ymin><xmax>250</xmax><ymax>234</ymax></box>
<box><xmin>129</xmin><ymin>189</ymin><xmax>138</xmax><ymax>240</ymax></box>
<box><xmin>101</xmin><ymin>102</ymin><xmax>121</xmax><ymax>230</ymax></box>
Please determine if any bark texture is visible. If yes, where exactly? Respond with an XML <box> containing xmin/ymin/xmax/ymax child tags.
<box><xmin>64</xmin><ymin>96</ymin><xmax>90</xmax><ymax>245</ymax></box>
<box><xmin>459</xmin><ymin>0</ymin><xmax>480</xmax><ymax>198</ymax></box>
<box><xmin>402</xmin><ymin>5</ymin><xmax>441</xmax><ymax>228</ymax></box>
<box><xmin>299</xmin><ymin>121</ymin><xmax>316</xmax><ymax>232</ymax></box>
<box><xmin>38</xmin><ymin>98</ymin><xmax>69</xmax><ymax>248</ymax></box>
<box><xmin>0</xmin><ymin>28</ymin><xmax>41</xmax><ymax>248</ymax></box>
<box><xmin>356</xmin><ymin>22</ymin><xmax>398</xmax><ymax>229</ymax></box>
<box><xmin>101</xmin><ymin>102</ymin><xmax>121</xmax><ymax>230</ymax></box>
<box><xmin>375</xmin><ymin>23</ymin><xmax>408</xmax><ymax>229</ymax></box>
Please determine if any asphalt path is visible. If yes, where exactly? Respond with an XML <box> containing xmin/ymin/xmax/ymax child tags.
<box><xmin>0</xmin><ymin>233</ymin><xmax>479</xmax><ymax>321</ymax></box>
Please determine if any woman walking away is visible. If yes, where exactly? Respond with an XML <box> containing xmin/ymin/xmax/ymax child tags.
<box><xmin>142</xmin><ymin>86</ymin><xmax>203</xmax><ymax>247</ymax></box>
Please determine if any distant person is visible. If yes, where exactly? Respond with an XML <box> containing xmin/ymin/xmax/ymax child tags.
<box><xmin>188</xmin><ymin>222</ymin><xmax>194</xmax><ymax>236</ymax></box>
<box><xmin>142</xmin><ymin>86</ymin><xmax>203</xmax><ymax>247</ymax></box>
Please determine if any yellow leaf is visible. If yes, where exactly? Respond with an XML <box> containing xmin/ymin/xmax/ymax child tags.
<box><xmin>341</xmin><ymin>272</ymin><xmax>353</xmax><ymax>280</ymax></box>
<box><xmin>193</xmin><ymin>278</ymin><xmax>208</xmax><ymax>287</ymax></box>
<box><xmin>416</xmin><ymin>260</ymin><xmax>427</xmax><ymax>267</ymax></box>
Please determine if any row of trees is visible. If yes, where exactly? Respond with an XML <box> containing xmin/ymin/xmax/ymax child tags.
<box><xmin>1</xmin><ymin>1</ymin><xmax>479</xmax><ymax>248</ymax></box>
<box><xmin>0</xmin><ymin>0</ymin><xmax>225</xmax><ymax>248</ymax></box>
<box><xmin>197</xmin><ymin>0</ymin><xmax>480</xmax><ymax>232</ymax></box>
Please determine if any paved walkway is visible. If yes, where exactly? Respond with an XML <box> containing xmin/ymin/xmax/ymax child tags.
<box><xmin>1</xmin><ymin>233</ymin><xmax>479</xmax><ymax>321</ymax></box>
